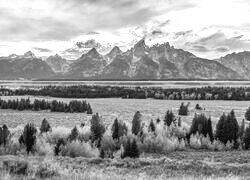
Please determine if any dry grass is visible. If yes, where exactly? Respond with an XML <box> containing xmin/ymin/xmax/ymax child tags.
<box><xmin>1</xmin><ymin>96</ymin><xmax>250</xmax><ymax>128</ymax></box>
<box><xmin>1</xmin><ymin>150</ymin><xmax>250</xmax><ymax>179</ymax></box>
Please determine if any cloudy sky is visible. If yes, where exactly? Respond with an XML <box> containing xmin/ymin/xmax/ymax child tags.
<box><xmin>0</xmin><ymin>0</ymin><xmax>250</xmax><ymax>59</ymax></box>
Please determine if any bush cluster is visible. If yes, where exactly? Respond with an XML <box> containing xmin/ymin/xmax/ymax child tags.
<box><xmin>3</xmin><ymin>107</ymin><xmax>250</xmax><ymax>160</ymax></box>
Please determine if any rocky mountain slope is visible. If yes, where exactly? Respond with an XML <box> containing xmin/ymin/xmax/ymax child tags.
<box><xmin>217</xmin><ymin>51</ymin><xmax>250</xmax><ymax>79</ymax></box>
<box><xmin>0</xmin><ymin>51</ymin><xmax>55</xmax><ymax>80</ymax></box>
<box><xmin>65</xmin><ymin>39</ymin><xmax>241</xmax><ymax>80</ymax></box>
<box><xmin>45</xmin><ymin>54</ymin><xmax>70</xmax><ymax>73</ymax></box>
<box><xmin>0</xmin><ymin>40</ymin><xmax>246</xmax><ymax>80</ymax></box>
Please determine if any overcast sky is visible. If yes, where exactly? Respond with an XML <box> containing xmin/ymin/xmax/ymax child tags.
<box><xmin>0</xmin><ymin>0</ymin><xmax>250</xmax><ymax>59</ymax></box>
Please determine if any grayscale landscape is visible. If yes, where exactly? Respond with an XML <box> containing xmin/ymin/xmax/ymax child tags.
<box><xmin>1</xmin><ymin>0</ymin><xmax>250</xmax><ymax>179</ymax></box>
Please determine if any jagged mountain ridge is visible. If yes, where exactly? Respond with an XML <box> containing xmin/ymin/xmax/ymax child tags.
<box><xmin>65</xmin><ymin>39</ymin><xmax>242</xmax><ymax>80</ymax></box>
<box><xmin>0</xmin><ymin>40</ymin><xmax>247</xmax><ymax>80</ymax></box>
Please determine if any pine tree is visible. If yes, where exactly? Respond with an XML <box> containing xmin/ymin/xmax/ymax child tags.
<box><xmin>156</xmin><ymin>118</ymin><xmax>161</xmax><ymax>123</ymax></box>
<box><xmin>148</xmin><ymin>119</ymin><xmax>156</xmax><ymax>133</ymax></box>
<box><xmin>239</xmin><ymin>119</ymin><xmax>245</xmax><ymax>140</ymax></box>
<box><xmin>190</xmin><ymin>113</ymin><xmax>213</xmax><ymax>141</ymax></box>
<box><xmin>19</xmin><ymin>123</ymin><xmax>37</xmax><ymax>154</ymax></box>
<box><xmin>245</xmin><ymin>107</ymin><xmax>250</xmax><ymax>121</ymax></box>
<box><xmin>131</xmin><ymin>139</ymin><xmax>140</xmax><ymax>158</ymax></box>
<box><xmin>0</xmin><ymin>125</ymin><xmax>10</xmax><ymax>146</ymax></box>
<box><xmin>164</xmin><ymin>110</ymin><xmax>175</xmax><ymax>126</ymax></box>
<box><xmin>90</xmin><ymin>113</ymin><xmax>105</xmax><ymax>144</ymax></box>
<box><xmin>68</xmin><ymin>126</ymin><xmax>79</xmax><ymax>141</ymax></box>
<box><xmin>244</xmin><ymin>125</ymin><xmax>250</xmax><ymax>149</ymax></box>
<box><xmin>40</xmin><ymin>118</ymin><xmax>51</xmax><ymax>133</ymax></box>
<box><xmin>132</xmin><ymin>111</ymin><xmax>142</xmax><ymax>135</ymax></box>
<box><xmin>54</xmin><ymin>138</ymin><xmax>66</xmax><ymax>156</ymax></box>
<box><xmin>177</xmin><ymin>117</ymin><xmax>182</xmax><ymax>127</ymax></box>
<box><xmin>178</xmin><ymin>102</ymin><xmax>189</xmax><ymax>116</ymax></box>
<box><xmin>112</xmin><ymin>118</ymin><xmax>119</xmax><ymax>140</ymax></box>
<box><xmin>216</xmin><ymin>110</ymin><xmax>239</xmax><ymax>144</ymax></box>
<box><xmin>207</xmin><ymin>117</ymin><xmax>214</xmax><ymax>141</ymax></box>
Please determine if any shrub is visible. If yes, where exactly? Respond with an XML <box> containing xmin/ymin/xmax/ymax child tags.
<box><xmin>68</xmin><ymin>126</ymin><xmax>79</xmax><ymax>142</ymax></box>
<box><xmin>100</xmin><ymin>135</ymin><xmax>116</xmax><ymax>158</ymax></box>
<box><xmin>19</xmin><ymin>123</ymin><xmax>37</xmax><ymax>154</ymax></box>
<box><xmin>121</xmin><ymin>137</ymin><xmax>140</xmax><ymax>159</ymax></box>
<box><xmin>216</xmin><ymin>110</ymin><xmax>239</xmax><ymax>145</ymax></box>
<box><xmin>164</xmin><ymin>110</ymin><xmax>175</xmax><ymax>126</ymax></box>
<box><xmin>178</xmin><ymin>102</ymin><xmax>189</xmax><ymax>116</ymax></box>
<box><xmin>177</xmin><ymin>117</ymin><xmax>182</xmax><ymax>127</ymax></box>
<box><xmin>3</xmin><ymin>159</ymin><xmax>29</xmax><ymax>175</ymax></box>
<box><xmin>195</xmin><ymin>104</ymin><xmax>202</xmax><ymax>110</ymax></box>
<box><xmin>54</xmin><ymin>138</ymin><xmax>66</xmax><ymax>156</ymax></box>
<box><xmin>245</xmin><ymin>107</ymin><xmax>250</xmax><ymax>121</ymax></box>
<box><xmin>190</xmin><ymin>113</ymin><xmax>213</xmax><ymax>141</ymax></box>
<box><xmin>148</xmin><ymin>119</ymin><xmax>156</xmax><ymax>133</ymax></box>
<box><xmin>60</xmin><ymin>140</ymin><xmax>99</xmax><ymax>158</ymax></box>
<box><xmin>35</xmin><ymin>135</ymin><xmax>53</xmax><ymax>156</ymax></box>
<box><xmin>132</xmin><ymin>111</ymin><xmax>142</xmax><ymax>135</ymax></box>
<box><xmin>244</xmin><ymin>125</ymin><xmax>250</xmax><ymax>149</ymax></box>
<box><xmin>112</xmin><ymin>118</ymin><xmax>119</xmax><ymax>140</ymax></box>
<box><xmin>35</xmin><ymin>161</ymin><xmax>59</xmax><ymax>178</ymax></box>
<box><xmin>138</xmin><ymin>132</ymin><xmax>185</xmax><ymax>154</ymax></box>
<box><xmin>40</xmin><ymin>118</ymin><xmax>51</xmax><ymax>133</ymax></box>
<box><xmin>90</xmin><ymin>113</ymin><xmax>105</xmax><ymax>144</ymax></box>
<box><xmin>156</xmin><ymin>118</ymin><xmax>161</xmax><ymax>123</ymax></box>
<box><xmin>0</xmin><ymin>124</ymin><xmax>10</xmax><ymax>146</ymax></box>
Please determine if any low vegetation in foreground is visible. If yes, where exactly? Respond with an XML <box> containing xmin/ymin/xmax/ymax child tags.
<box><xmin>1</xmin><ymin>103</ymin><xmax>250</xmax><ymax>179</ymax></box>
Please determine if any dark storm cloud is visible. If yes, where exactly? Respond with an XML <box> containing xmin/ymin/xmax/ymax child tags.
<box><xmin>151</xmin><ymin>30</ymin><xmax>163</xmax><ymax>35</ymax></box>
<box><xmin>33</xmin><ymin>47</ymin><xmax>53</xmax><ymax>53</ymax></box>
<box><xmin>76</xmin><ymin>39</ymin><xmax>102</xmax><ymax>49</ymax></box>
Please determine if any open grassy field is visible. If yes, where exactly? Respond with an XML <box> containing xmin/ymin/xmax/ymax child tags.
<box><xmin>1</xmin><ymin>95</ymin><xmax>250</xmax><ymax>179</ymax></box>
<box><xmin>0</xmin><ymin>95</ymin><xmax>249</xmax><ymax>128</ymax></box>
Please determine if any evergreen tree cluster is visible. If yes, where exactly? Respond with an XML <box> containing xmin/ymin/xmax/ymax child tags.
<box><xmin>0</xmin><ymin>98</ymin><xmax>92</xmax><ymax>113</ymax></box>
<box><xmin>3</xmin><ymin>85</ymin><xmax>250</xmax><ymax>101</ymax></box>
<box><xmin>190</xmin><ymin>113</ymin><xmax>213</xmax><ymax>141</ymax></box>
<box><xmin>111</xmin><ymin>118</ymin><xmax>128</xmax><ymax>140</ymax></box>
<box><xmin>216</xmin><ymin>110</ymin><xmax>239</xmax><ymax>144</ymax></box>
<box><xmin>121</xmin><ymin>137</ymin><xmax>140</xmax><ymax>159</ymax></box>
<box><xmin>90</xmin><ymin>113</ymin><xmax>106</xmax><ymax>145</ymax></box>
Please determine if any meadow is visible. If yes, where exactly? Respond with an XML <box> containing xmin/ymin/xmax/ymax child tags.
<box><xmin>0</xmin><ymin>96</ymin><xmax>249</xmax><ymax>127</ymax></box>
<box><xmin>1</xmin><ymin>94</ymin><xmax>250</xmax><ymax>179</ymax></box>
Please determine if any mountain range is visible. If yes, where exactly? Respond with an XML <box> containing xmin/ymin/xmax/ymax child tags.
<box><xmin>0</xmin><ymin>40</ymin><xmax>249</xmax><ymax>80</ymax></box>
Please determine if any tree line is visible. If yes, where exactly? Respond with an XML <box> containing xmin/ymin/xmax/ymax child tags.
<box><xmin>0</xmin><ymin>98</ymin><xmax>92</xmax><ymax>113</ymax></box>
<box><xmin>2</xmin><ymin>85</ymin><xmax>250</xmax><ymax>100</ymax></box>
